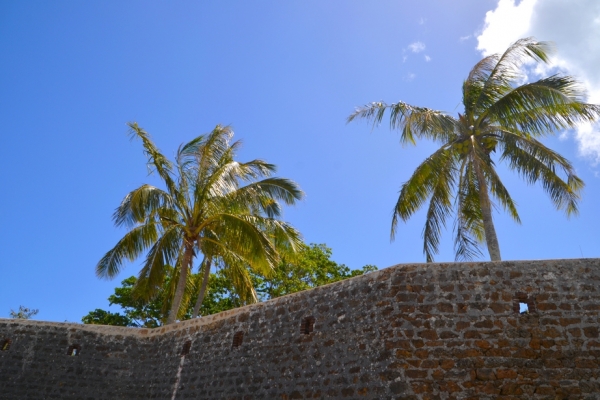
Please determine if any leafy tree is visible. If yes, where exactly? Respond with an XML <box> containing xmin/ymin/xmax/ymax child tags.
<box><xmin>9</xmin><ymin>305</ymin><xmax>39</xmax><ymax>320</ymax></box>
<box><xmin>82</xmin><ymin>276</ymin><xmax>166</xmax><ymax>327</ymax></box>
<box><xmin>96</xmin><ymin>124</ymin><xmax>303</xmax><ymax>324</ymax></box>
<box><xmin>254</xmin><ymin>243</ymin><xmax>377</xmax><ymax>299</ymax></box>
<box><xmin>81</xmin><ymin>309</ymin><xmax>131</xmax><ymax>327</ymax></box>
<box><xmin>197</xmin><ymin>244</ymin><xmax>376</xmax><ymax>316</ymax></box>
<box><xmin>349</xmin><ymin>38</ymin><xmax>600</xmax><ymax>262</ymax></box>
<box><xmin>85</xmin><ymin>244</ymin><xmax>376</xmax><ymax>327</ymax></box>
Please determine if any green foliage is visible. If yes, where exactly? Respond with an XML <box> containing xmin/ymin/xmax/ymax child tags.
<box><xmin>82</xmin><ymin>277</ymin><xmax>166</xmax><ymax>327</ymax></box>
<box><xmin>349</xmin><ymin>38</ymin><xmax>600</xmax><ymax>262</ymax></box>
<box><xmin>9</xmin><ymin>305</ymin><xmax>39</xmax><ymax>320</ymax></box>
<box><xmin>81</xmin><ymin>309</ymin><xmax>131</xmax><ymax>327</ymax></box>
<box><xmin>84</xmin><ymin>244</ymin><xmax>377</xmax><ymax>327</ymax></box>
<box><xmin>255</xmin><ymin>244</ymin><xmax>377</xmax><ymax>299</ymax></box>
<box><xmin>198</xmin><ymin>272</ymin><xmax>243</xmax><ymax>316</ymax></box>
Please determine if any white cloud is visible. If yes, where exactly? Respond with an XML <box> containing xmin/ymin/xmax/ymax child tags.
<box><xmin>477</xmin><ymin>0</ymin><xmax>536</xmax><ymax>56</ymax></box>
<box><xmin>459</xmin><ymin>35</ymin><xmax>472</xmax><ymax>42</ymax></box>
<box><xmin>418</xmin><ymin>17</ymin><xmax>426</xmax><ymax>25</ymax></box>
<box><xmin>404</xmin><ymin>73</ymin><xmax>416</xmax><ymax>82</ymax></box>
<box><xmin>424</xmin><ymin>55</ymin><xmax>431</xmax><ymax>62</ymax></box>
<box><xmin>408</xmin><ymin>41</ymin><xmax>425</xmax><ymax>53</ymax></box>
<box><xmin>477</xmin><ymin>0</ymin><xmax>600</xmax><ymax>164</ymax></box>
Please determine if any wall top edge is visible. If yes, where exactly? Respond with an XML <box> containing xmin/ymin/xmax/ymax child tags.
<box><xmin>2</xmin><ymin>258</ymin><xmax>598</xmax><ymax>337</ymax></box>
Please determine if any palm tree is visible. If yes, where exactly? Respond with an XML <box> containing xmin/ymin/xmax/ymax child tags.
<box><xmin>348</xmin><ymin>38</ymin><xmax>600</xmax><ymax>262</ymax></box>
<box><xmin>96</xmin><ymin>123</ymin><xmax>304</xmax><ymax>324</ymax></box>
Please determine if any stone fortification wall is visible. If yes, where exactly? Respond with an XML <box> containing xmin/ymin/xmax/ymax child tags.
<box><xmin>1</xmin><ymin>258</ymin><xmax>600</xmax><ymax>399</ymax></box>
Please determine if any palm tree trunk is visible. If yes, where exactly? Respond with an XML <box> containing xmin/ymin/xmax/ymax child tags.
<box><xmin>192</xmin><ymin>257</ymin><xmax>212</xmax><ymax>318</ymax></box>
<box><xmin>167</xmin><ymin>241</ymin><xmax>194</xmax><ymax>325</ymax></box>
<box><xmin>473</xmin><ymin>159</ymin><xmax>502</xmax><ymax>261</ymax></box>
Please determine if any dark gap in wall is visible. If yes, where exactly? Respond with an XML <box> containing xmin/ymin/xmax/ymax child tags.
<box><xmin>1</xmin><ymin>338</ymin><xmax>11</xmax><ymax>351</ymax></box>
<box><xmin>232</xmin><ymin>331</ymin><xmax>244</xmax><ymax>348</ymax></box>
<box><xmin>513</xmin><ymin>292</ymin><xmax>536</xmax><ymax>314</ymax></box>
<box><xmin>300</xmin><ymin>316</ymin><xmax>316</xmax><ymax>334</ymax></box>
<box><xmin>181</xmin><ymin>340</ymin><xmax>191</xmax><ymax>356</ymax></box>
<box><xmin>67</xmin><ymin>344</ymin><xmax>81</xmax><ymax>356</ymax></box>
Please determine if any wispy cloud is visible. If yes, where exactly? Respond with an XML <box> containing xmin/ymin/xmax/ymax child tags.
<box><xmin>459</xmin><ymin>35</ymin><xmax>471</xmax><ymax>42</ymax></box>
<box><xmin>408</xmin><ymin>41</ymin><xmax>425</xmax><ymax>53</ymax></box>
<box><xmin>424</xmin><ymin>55</ymin><xmax>431</xmax><ymax>62</ymax></box>
<box><xmin>404</xmin><ymin>73</ymin><xmax>416</xmax><ymax>82</ymax></box>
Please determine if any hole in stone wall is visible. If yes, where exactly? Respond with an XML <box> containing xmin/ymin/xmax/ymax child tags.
<box><xmin>67</xmin><ymin>344</ymin><xmax>81</xmax><ymax>356</ymax></box>
<box><xmin>520</xmin><ymin>302</ymin><xmax>529</xmax><ymax>314</ymax></box>
<box><xmin>181</xmin><ymin>340</ymin><xmax>191</xmax><ymax>356</ymax></box>
<box><xmin>232</xmin><ymin>331</ymin><xmax>244</xmax><ymax>348</ymax></box>
<box><xmin>300</xmin><ymin>316</ymin><xmax>316</xmax><ymax>335</ymax></box>
<box><xmin>1</xmin><ymin>338</ymin><xmax>11</xmax><ymax>351</ymax></box>
<box><xmin>513</xmin><ymin>292</ymin><xmax>536</xmax><ymax>314</ymax></box>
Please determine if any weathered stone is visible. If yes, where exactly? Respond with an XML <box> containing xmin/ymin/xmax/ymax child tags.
<box><xmin>1</xmin><ymin>258</ymin><xmax>600</xmax><ymax>399</ymax></box>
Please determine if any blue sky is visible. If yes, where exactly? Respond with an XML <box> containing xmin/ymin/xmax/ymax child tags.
<box><xmin>2</xmin><ymin>0</ymin><xmax>599</xmax><ymax>322</ymax></box>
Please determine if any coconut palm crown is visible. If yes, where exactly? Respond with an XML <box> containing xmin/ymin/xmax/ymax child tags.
<box><xmin>348</xmin><ymin>38</ymin><xmax>600</xmax><ymax>262</ymax></box>
<box><xmin>96</xmin><ymin>123</ymin><xmax>304</xmax><ymax>324</ymax></box>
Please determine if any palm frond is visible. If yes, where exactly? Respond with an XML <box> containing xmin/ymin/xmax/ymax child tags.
<box><xmin>128</xmin><ymin>123</ymin><xmax>181</xmax><ymax>200</ymax></box>
<box><xmin>134</xmin><ymin>225</ymin><xmax>184</xmax><ymax>301</ymax></box>
<box><xmin>195</xmin><ymin>125</ymin><xmax>236</xmax><ymax>183</ymax></box>
<box><xmin>481</xmin><ymin>162</ymin><xmax>521</xmax><ymax>223</ymax></box>
<box><xmin>96</xmin><ymin>222</ymin><xmax>160</xmax><ymax>279</ymax></box>
<box><xmin>227</xmin><ymin>177</ymin><xmax>304</xmax><ymax>216</ymax></box>
<box><xmin>463</xmin><ymin>54</ymin><xmax>501</xmax><ymax>116</ymax></box>
<box><xmin>176</xmin><ymin>134</ymin><xmax>208</xmax><ymax>166</ymax></box>
<box><xmin>485</xmin><ymin>76</ymin><xmax>600</xmax><ymax>135</ymax></box>
<box><xmin>236</xmin><ymin>159</ymin><xmax>278</xmax><ymax>181</ymax></box>
<box><xmin>348</xmin><ymin>101</ymin><xmax>457</xmax><ymax>145</ymax></box>
<box><xmin>219</xmin><ymin>255</ymin><xmax>258</xmax><ymax>305</ymax></box>
<box><xmin>500</xmin><ymin>131</ymin><xmax>583</xmax><ymax>215</ymax></box>
<box><xmin>203</xmin><ymin>160</ymin><xmax>241</xmax><ymax>199</ymax></box>
<box><xmin>469</xmin><ymin>38</ymin><xmax>552</xmax><ymax>115</ymax></box>
<box><xmin>421</xmin><ymin>151</ymin><xmax>457</xmax><ymax>262</ymax></box>
<box><xmin>200</xmin><ymin>213</ymin><xmax>278</xmax><ymax>272</ymax></box>
<box><xmin>453</xmin><ymin>222</ymin><xmax>483</xmax><ymax>262</ymax></box>
<box><xmin>190</xmin><ymin>142</ymin><xmax>243</xmax><ymax>210</ymax></box>
<box><xmin>391</xmin><ymin>146</ymin><xmax>455</xmax><ymax>239</ymax></box>
<box><xmin>113</xmin><ymin>185</ymin><xmax>174</xmax><ymax>228</ymax></box>
<box><xmin>453</xmin><ymin>160</ymin><xmax>484</xmax><ymax>261</ymax></box>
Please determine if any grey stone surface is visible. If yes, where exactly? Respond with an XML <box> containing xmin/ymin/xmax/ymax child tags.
<box><xmin>2</xmin><ymin>258</ymin><xmax>600</xmax><ymax>399</ymax></box>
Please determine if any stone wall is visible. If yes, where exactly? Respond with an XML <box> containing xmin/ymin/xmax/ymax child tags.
<box><xmin>2</xmin><ymin>258</ymin><xmax>600</xmax><ymax>399</ymax></box>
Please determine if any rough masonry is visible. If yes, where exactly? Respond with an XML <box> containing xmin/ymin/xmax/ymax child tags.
<box><xmin>1</xmin><ymin>258</ymin><xmax>600</xmax><ymax>399</ymax></box>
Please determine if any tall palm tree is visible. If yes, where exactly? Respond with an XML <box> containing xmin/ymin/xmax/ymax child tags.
<box><xmin>96</xmin><ymin>123</ymin><xmax>304</xmax><ymax>324</ymax></box>
<box><xmin>348</xmin><ymin>38</ymin><xmax>600</xmax><ymax>262</ymax></box>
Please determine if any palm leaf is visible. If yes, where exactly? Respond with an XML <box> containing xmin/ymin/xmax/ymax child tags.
<box><xmin>484</xmin><ymin>76</ymin><xmax>600</xmax><ymax>135</ymax></box>
<box><xmin>96</xmin><ymin>222</ymin><xmax>160</xmax><ymax>279</ymax></box>
<box><xmin>134</xmin><ymin>225</ymin><xmax>184</xmax><ymax>301</ymax></box>
<box><xmin>348</xmin><ymin>101</ymin><xmax>457</xmax><ymax>145</ymax></box>
<box><xmin>471</xmin><ymin>38</ymin><xmax>552</xmax><ymax>115</ymax></box>
<box><xmin>391</xmin><ymin>146</ymin><xmax>455</xmax><ymax>239</ymax></box>
<box><xmin>500</xmin><ymin>131</ymin><xmax>583</xmax><ymax>215</ymax></box>
<box><xmin>453</xmin><ymin>160</ymin><xmax>484</xmax><ymax>261</ymax></box>
<box><xmin>127</xmin><ymin>123</ymin><xmax>181</xmax><ymax>201</ymax></box>
<box><xmin>113</xmin><ymin>185</ymin><xmax>173</xmax><ymax>228</ymax></box>
<box><xmin>421</xmin><ymin>150</ymin><xmax>457</xmax><ymax>262</ymax></box>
